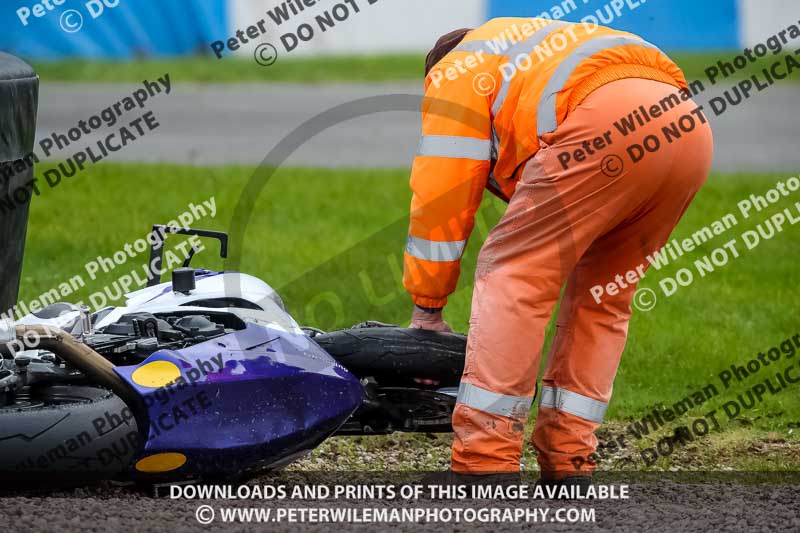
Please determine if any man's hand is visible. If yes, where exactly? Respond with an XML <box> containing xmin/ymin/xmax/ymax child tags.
<box><xmin>410</xmin><ymin>306</ymin><xmax>453</xmax><ymax>332</ymax></box>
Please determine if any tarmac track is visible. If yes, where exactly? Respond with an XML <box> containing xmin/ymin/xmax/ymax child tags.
<box><xmin>36</xmin><ymin>81</ymin><xmax>800</xmax><ymax>173</ymax></box>
<box><xmin>2</xmin><ymin>479</ymin><xmax>799</xmax><ymax>532</ymax></box>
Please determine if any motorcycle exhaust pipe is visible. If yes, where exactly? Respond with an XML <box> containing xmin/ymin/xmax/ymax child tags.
<box><xmin>0</xmin><ymin>321</ymin><xmax>137</xmax><ymax>407</ymax></box>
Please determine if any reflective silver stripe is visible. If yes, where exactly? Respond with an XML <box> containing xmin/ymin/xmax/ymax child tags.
<box><xmin>453</xmin><ymin>40</ymin><xmax>496</xmax><ymax>55</ymax></box>
<box><xmin>406</xmin><ymin>235</ymin><xmax>466</xmax><ymax>262</ymax></box>
<box><xmin>457</xmin><ymin>382</ymin><xmax>533</xmax><ymax>419</ymax></box>
<box><xmin>453</xmin><ymin>19</ymin><xmax>564</xmax><ymax>58</ymax></box>
<box><xmin>537</xmin><ymin>35</ymin><xmax>663</xmax><ymax>136</ymax></box>
<box><xmin>492</xmin><ymin>22</ymin><xmax>567</xmax><ymax>116</ymax></box>
<box><xmin>539</xmin><ymin>386</ymin><xmax>608</xmax><ymax>423</ymax></box>
<box><xmin>418</xmin><ymin>135</ymin><xmax>492</xmax><ymax>161</ymax></box>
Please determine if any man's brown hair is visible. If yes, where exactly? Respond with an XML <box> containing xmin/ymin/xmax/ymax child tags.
<box><xmin>425</xmin><ymin>28</ymin><xmax>473</xmax><ymax>76</ymax></box>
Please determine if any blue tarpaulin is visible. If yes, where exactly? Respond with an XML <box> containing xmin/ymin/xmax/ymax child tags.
<box><xmin>1</xmin><ymin>0</ymin><xmax>228</xmax><ymax>60</ymax></box>
<box><xmin>488</xmin><ymin>0</ymin><xmax>741</xmax><ymax>50</ymax></box>
<box><xmin>1</xmin><ymin>0</ymin><xmax>741</xmax><ymax>60</ymax></box>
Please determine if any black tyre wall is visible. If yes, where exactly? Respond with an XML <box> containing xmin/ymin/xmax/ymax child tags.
<box><xmin>0</xmin><ymin>387</ymin><xmax>141</xmax><ymax>484</ymax></box>
<box><xmin>315</xmin><ymin>327</ymin><xmax>467</xmax><ymax>388</ymax></box>
<box><xmin>0</xmin><ymin>53</ymin><xmax>38</xmax><ymax>313</ymax></box>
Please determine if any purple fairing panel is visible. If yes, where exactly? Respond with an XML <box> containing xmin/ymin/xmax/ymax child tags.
<box><xmin>113</xmin><ymin>323</ymin><xmax>363</xmax><ymax>477</ymax></box>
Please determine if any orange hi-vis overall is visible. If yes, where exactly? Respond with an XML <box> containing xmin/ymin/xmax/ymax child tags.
<box><xmin>403</xmin><ymin>18</ymin><xmax>713</xmax><ymax>477</ymax></box>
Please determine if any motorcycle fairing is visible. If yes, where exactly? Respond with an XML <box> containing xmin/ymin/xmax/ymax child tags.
<box><xmin>113</xmin><ymin>322</ymin><xmax>363</xmax><ymax>479</ymax></box>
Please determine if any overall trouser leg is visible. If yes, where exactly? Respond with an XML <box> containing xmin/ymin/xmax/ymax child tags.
<box><xmin>533</xmin><ymin>188</ymin><xmax>708</xmax><ymax>478</ymax></box>
<box><xmin>451</xmin><ymin>156</ymin><xmax>578</xmax><ymax>472</ymax></box>
<box><xmin>451</xmin><ymin>78</ymin><xmax>714</xmax><ymax>474</ymax></box>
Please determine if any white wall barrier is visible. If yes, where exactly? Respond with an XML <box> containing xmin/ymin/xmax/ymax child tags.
<box><xmin>232</xmin><ymin>0</ymin><xmax>800</xmax><ymax>57</ymax></box>
<box><xmin>739</xmin><ymin>0</ymin><xmax>800</xmax><ymax>46</ymax></box>
<box><xmin>231</xmin><ymin>0</ymin><xmax>487</xmax><ymax>56</ymax></box>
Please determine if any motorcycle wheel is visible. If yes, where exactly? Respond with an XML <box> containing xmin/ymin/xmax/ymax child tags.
<box><xmin>315</xmin><ymin>326</ymin><xmax>466</xmax><ymax>388</ymax></box>
<box><xmin>0</xmin><ymin>385</ymin><xmax>140</xmax><ymax>484</ymax></box>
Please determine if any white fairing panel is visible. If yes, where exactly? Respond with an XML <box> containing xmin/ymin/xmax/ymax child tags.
<box><xmin>100</xmin><ymin>272</ymin><xmax>301</xmax><ymax>334</ymax></box>
<box><xmin>16</xmin><ymin>271</ymin><xmax>304</xmax><ymax>336</ymax></box>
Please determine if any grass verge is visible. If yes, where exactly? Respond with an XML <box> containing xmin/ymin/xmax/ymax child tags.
<box><xmin>29</xmin><ymin>52</ymin><xmax>799</xmax><ymax>85</ymax></box>
<box><xmin>15</xmin><ymin>162</ymin><xmax>800</xmax><ymax>470</ymax></box>
<box><xmin>291</xmin><ymin>424</ymin><xmax>800</xmax><ymax>473</ymax></box>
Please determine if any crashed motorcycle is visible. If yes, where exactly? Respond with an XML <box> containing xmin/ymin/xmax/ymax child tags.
<box><xmin>0</xmin><ymin>226</ymin><xmax>465</xmax><ymax>485</ymax></box>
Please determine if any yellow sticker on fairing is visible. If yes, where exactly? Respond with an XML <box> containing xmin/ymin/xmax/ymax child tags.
<box><xmin>131</xmin><ymin>360</ymin><xmax>181</xmax><ymax>388</ymax></box>
<box><xmin>135</xmin><ymin>453</ymin><xmax>188</xmax><ymax>473</ymax></box>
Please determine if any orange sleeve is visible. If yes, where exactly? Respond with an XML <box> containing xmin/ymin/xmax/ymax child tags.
<box><xmin>403</xmin><ymin>66</ymin><xmax>494</xmax><ymax>308</ymax></box>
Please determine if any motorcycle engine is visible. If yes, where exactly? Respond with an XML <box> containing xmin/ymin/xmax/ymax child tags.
<box><xmin>0</xmin><ymin>311</ymin><xmax>236</xmax><ymax>408</ymax></box>
<box><xmin>84</xmin><ymin>312</ymin><xmax>233</xmax><ymax>363</ymax></box>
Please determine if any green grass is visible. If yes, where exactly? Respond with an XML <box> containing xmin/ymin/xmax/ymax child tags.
<box><xmin>14</xmin><ymin>162</ymin><xmax>800</xmax><ymax>468</ymax></box>
<box><xmin>28</xmin><ymin>52</ymin><xmax>800</xmax><ymax>85</ymax></box>
<box><xmin>293</xmin><ymin>424</ymin><xmax>800</xmax><ymax>473</ymax></box>
<box><xmin>30</xmin><ymin>55</ymin><xmax>425</xmax><ymax>84</ymax></box>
